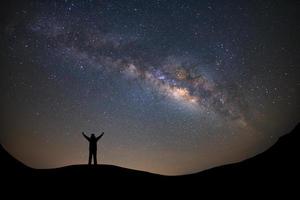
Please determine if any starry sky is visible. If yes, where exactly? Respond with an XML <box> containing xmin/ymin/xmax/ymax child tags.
<box><xmin>0</xmin><ymin>0</ymin><xmax>299</xmax><ymax>175</ymax></box>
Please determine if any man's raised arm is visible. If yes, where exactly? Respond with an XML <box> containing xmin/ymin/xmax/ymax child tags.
<box><xmin>82</xmin><ymin>132</ymin><xmax>90</xmax><ymax>141</ymax></box>
<box><xmin>96</xmin><ymin>132</ymin><xmax>104</xmax><ymax>141</ymax></box>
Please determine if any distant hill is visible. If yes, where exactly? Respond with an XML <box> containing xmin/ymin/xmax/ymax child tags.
<box><xmin>1</xmin><ymin>123</ymin><xmax>299</xmax><ymax>191</ymax></box>
<box><xmin>0</xmin><ymin>143</ymin><xmax>31</xmax><ymax>174</ymax></box>
<box><xmin>181</xmin><ymin>123</ymin><xmax>299</xmax><ymax>183</ymax></box>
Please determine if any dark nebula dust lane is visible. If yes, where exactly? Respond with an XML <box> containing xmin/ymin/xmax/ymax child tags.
<box><xmin>0</xmin><ymin>0</ymin><xmax>299</xmax><ymax>175</ymax></box>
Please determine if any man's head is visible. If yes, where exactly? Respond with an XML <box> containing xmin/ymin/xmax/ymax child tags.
<box><xmin>91</xmin><ymin>134</ymin><xmax>96</xmax><ymax>138</ymax></box>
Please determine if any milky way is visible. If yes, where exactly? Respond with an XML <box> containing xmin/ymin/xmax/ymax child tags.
<box><xmin>0</xmin><ymin>0</ymin><xmax>299</xmax><ymax>175</ymax></box>
<box><xmin>29</xmin><ymin>14</ymin><xmax>248</xmax><ymax>127</ymax></box>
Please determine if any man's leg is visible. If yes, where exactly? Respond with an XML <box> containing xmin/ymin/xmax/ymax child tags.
<box><xmin>93</xmin><ymin>151</ymin><xmax>97</xmax><ymax>165</ymax></box>
<box><xmin>88</xmin><ymin>151</ymin><xmax>92</xmax><ymax>165</ymax></box>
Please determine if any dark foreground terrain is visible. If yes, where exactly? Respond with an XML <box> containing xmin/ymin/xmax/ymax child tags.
<box><xmin>1</xmin><ymin>123</ymin><xmax>299</xmax><ymax>194</ymax></box>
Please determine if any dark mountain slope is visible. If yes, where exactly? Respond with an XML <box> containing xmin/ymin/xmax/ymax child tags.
<box><xmin>0</xmin><ymin>123</ymin><xmax>298</xmax><ymax>193</ymax></box>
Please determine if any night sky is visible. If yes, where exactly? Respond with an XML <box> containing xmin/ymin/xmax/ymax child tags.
<box><xmin>0</xmin><ymin>0</ymin><xmax>299</xmax><ymax>175</ymax></box>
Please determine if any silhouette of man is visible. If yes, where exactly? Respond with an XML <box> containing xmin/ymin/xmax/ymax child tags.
<box><xmin>82</xmin><ymin>132</ymin><xmax>104</xmax><ymax>165</ymax></box>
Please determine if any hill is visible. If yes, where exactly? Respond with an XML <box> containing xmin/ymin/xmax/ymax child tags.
<box><xmin>183</xmin><ymin>123</ymin><xmax>299</xmax><ymax>181</ymax></box>
<box><xmin>1</xmin><ymin>123</ymin><xmax>299</xmax><ymax>192</ymax></box>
